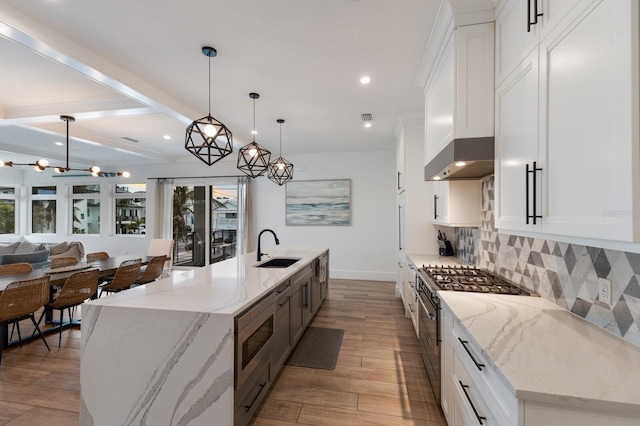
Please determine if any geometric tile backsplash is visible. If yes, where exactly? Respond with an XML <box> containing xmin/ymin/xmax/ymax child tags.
<box><xmin>455</xmin><ymin>176</ymin><xmax>640</xmax><ymax>347</ymax></box>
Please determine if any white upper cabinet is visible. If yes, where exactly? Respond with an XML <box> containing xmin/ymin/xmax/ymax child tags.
<box><xmin>495</xmin><ymin>0</ymin><xmax>640</xmax><ymax>242</ymax></box>
<box><xmin>495</xmin><ymin>0</ymin><xmax>581</xmax><ymax>84</ymax></box>
<box><xmin>433</xmin><ymin>180</ymin><xmax>482</xmax><ymax>228</ymax></box>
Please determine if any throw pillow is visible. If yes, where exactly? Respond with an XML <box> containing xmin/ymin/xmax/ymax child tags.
<box><xmin>15</xmin><ymin>240</ymin><xmax>42</xmax><ymax>254</ymax></box>
<box><xmin>49</xmin><ymin>241</ymin><xmax>70</xmax><ymax>256</ymax></box>
<box><xmin>0</xmin><ymin>241</ymin><xmax>20</xmax><ymax>255</ymax></box>
<box><xmin>2</xmin><ymin>249</ymin><xmax>50</xmax><ymax>265</ymax></box>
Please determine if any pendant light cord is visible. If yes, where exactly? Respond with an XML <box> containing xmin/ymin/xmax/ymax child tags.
<box><xmin>208</xmin><ymin>56</ymin><xmax>211</xmax><ymax>115</ymax></box>
<box><xmin>252</xmin><ymin>98</ymin><xmax>256</xmax><ymax>142</ymax></box>
<box><xmin>279</xmin><ymin>121</ymin><xmax>282</xmax><ymax>156</ymax></box>
<box><xmin>65</xmin><ymin>117</ymin><xmax>69</xmax><ymax>170</ymax></box>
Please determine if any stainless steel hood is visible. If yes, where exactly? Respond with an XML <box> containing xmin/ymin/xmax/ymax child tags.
<box><xmin>424</xmin><ymin>137</ymin><xmax>494</xmax><ymax>181</ymax></box>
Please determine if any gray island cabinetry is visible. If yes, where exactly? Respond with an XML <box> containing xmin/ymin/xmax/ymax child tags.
<box><xmin>80</xmin><ymin>247</ymin><xmax>329</xmax><ymax>426</ymax></box>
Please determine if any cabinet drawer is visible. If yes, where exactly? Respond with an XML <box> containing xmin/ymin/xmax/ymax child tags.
<box><xmin>452</xmin><ymin>320</ymin><xmax>517</xmax><ymax>425</ymax></box>
<box><xmin>452</xmin><ymin>349</ymin><xmax>496</xmax><ymax>425</ymax></box>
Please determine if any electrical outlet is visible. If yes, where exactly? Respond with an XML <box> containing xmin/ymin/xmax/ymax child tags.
<box><xmin>599</xmin><ymin>278</ymin><xmax>612</xmax><ymax>306</ymax></box>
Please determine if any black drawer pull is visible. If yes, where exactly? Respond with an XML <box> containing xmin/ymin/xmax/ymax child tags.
<box><xmin>276</xmin><ymin>284</ymin><xmax>290</xmax><ymax>295</ymax></box>
<box><xmin>277</xmin><ymin>296</ymin><xmax>291</xmax><ymax>307</ymax></box>
<box><xmin>244</xmin><ymin>381</ymin><xmax>267</xmax><ymax>412</ymax></box>
<box><xmin>459</xmin><ymin>381</ymin><xmax>487</xmax><ymax>425</ymax></box>
<box><xmin>458</xmin><ymin>337</ymin><xmax>485</xmax><ymax>371</ymax></box>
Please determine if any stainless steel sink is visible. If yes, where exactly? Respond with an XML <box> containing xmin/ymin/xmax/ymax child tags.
<box><xmin>255</xmin><ymin>258</ymin><xmax>300</xmax><ymax>268</ymax></box>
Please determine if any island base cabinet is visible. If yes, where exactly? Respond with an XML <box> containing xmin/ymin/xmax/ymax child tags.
<box><xmin>234</xmin><ymin>362</ymin><xmax>271</xmax><ymax>426</ymax></box>
<box><xmin>291</xmin><ymin>263</ymin><xmax>313</xmax><ymax>345</ymax></box>
<box><xmin>272</xmin><ymin>282</ymin><xmax>293</xmax><ymax>373</ymax></box>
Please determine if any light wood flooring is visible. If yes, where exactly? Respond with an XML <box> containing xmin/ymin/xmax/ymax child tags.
<box><xmin>0</xmin><ymin>279</ymin><xmax>446</xmax><ymax>425</ymax></box>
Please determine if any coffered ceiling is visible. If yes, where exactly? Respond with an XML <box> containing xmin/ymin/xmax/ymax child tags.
<box><xmin>0</xmin><ymin>0</ymin><xmax>440</xmax><ymax>169</ymax></box>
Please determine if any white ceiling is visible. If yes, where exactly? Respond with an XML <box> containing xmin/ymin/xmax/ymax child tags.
<box><xmin>0</xmin><ymin>0</ymin><xmax>440</xmax><ymax>169</ymax></box>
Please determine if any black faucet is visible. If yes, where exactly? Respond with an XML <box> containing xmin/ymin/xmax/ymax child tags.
<box><xmin>257</xmin><ymin>229</ymin><xmax>280</xmax><ymax>261</ymax></box>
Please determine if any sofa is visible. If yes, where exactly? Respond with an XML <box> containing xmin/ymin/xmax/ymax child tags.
<box><xmin>0</xmin><ymin>240</ymin><xmax>85</xmax><ymax>269</ymax></box>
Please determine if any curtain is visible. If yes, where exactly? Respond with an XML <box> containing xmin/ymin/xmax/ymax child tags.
<box><xmin>236</xmin><ymin>177</ymin><xmax>251</xmax><ymax>255</ymax></box>
<box><xmin>154</xmin><ymin>178</ymin><xmax>174</xmax><ymax>239</ymax></box>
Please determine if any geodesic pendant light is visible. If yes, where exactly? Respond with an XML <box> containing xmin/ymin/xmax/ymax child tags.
<box><xmin>268</xmin><ymin>119</ymin><xmax>294</xmax><ymax>186</ymax></box>
<box><xmin>237</xmin><ymin>92</ymin><xmax>271</xmax><ymax>177</ymax></box>
<box><xmin>185</xmin><ymin>46</ymin><xmax>233</xmax><ymax>166</ymax></box>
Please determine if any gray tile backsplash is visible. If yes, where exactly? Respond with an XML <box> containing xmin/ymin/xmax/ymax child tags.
<box><xmin>455</xmin><ymin>176</ymin><xmax>640</xmax><ymax>346</ymax></box>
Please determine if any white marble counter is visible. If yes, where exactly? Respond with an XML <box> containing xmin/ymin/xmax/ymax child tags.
<box><xmin>85</xmin><ymin>246</ymin><xmax>328</xmax><ymax>316</ymax></box>
<box><xmin>406</xmin><ymin>253</ymin><xmax>465</xmax><ymax>269</ymax></box>
<box><xmin>80</xmin><ymin>247</ymin><xmax>328</xmax><ymax>426</ymax></box>
<box><xmin>439</xmin><ymin>292</ymin><xmax>640</xmax><ymax>415</ymax></box>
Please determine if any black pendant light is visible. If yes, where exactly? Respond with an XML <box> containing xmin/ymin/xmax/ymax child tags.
<box><xmin>237</xmin><ymin>92</ymin><xmax>271</xmax><ymax>177</ymax></box>
<box><xmin>268</xmin><ymin>119</ymin><xmax>294</xmax><ymax>186</ymax></box>
<box><xmin>185</xmin><ymin>46</ymin><xmax>233</xmax><ymax>166</ymax></box>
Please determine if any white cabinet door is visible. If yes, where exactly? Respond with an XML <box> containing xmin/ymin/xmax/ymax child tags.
<box><xmin>495</xmin><ymin>48</ymin><xmax>542</xmax><ymax>234</ymax></box>
<box><xmin>425</xmin><ymin>37</ymin><xmax>454</xmax><ymax>165</ymax></box>
<box><xmin>433</xmin><ymin>181</ymin><xmax>482</xmax><ymax>228</ymax></box>
<box><xmin>540</xmin><ymin>0</ymin><xmax>638</xmax><ymax>241</ymax></box>
<box><xmin>495</xmin><ymin>0</ymin><xmax>539</xmax><ymax>84</ymax></box>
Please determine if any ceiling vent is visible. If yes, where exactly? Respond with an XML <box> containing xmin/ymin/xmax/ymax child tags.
<box><xmin>361</xmin><ymin>113</ymin><xmax>373</xmax><ymax>122</ymax></box>
<box><xmin>121</xmin><ymin>137</ymin><xmax>139</xmax><ymax>143</ymax></box>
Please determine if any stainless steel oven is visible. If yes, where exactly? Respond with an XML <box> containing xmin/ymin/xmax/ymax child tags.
<box><xmin>416</xmin><ymin>271</ymin><xmax>441</xmax><ymax>405</ymax></box>
<box><xmin>235</xmin><ymin>292</ymin><xmax>275</xmax><ymax>391</ymax></box>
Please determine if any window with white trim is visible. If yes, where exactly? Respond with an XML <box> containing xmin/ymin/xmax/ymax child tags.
<box><xmin>31</xmin><ymin>185</ymin><xmax>57</xmax><ymax>234</ymax></box>
<box><xmin>0</xmin><ymin>186</ymin><xmax>17</xmax><ymax>234</ymax></box>
<box><xmin>114</xmin><ymin>183</ymin><xmax>146</xmax><ymax>235</ymax></box>
<box><xmin>72</xmin><ymin>184</ymin><xmax>100</xmax><ymax>234</ymax></box>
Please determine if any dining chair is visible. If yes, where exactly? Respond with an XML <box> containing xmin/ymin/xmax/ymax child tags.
<box><xmin>98</xmin><ymin>258</ymin><xmax>142</xmax><ymax>297</ymax></box>
<box><xmin>135</xmin><ymin>255</ymin><xmax>167</xmax><ymax>285</ymax></box>
<box><xmin>0</xmin><ymin>276</ymin><xmax>51</xmax><ymax>363</ymax></box>
<box><xmin>50</xmin><ymin>256</ymin><xmax>79</xmax><ymax>269</ymax></box>
<box><xmin>0</xmin><ymin>262</ymin><xmax>34</xmax><ymax>275</ymax></box>
<box><xmin>86</xmin><ymin>251</ymin><xmax>109</xmax><ymax>262</ymax></box>
<box><xmin>147</xmin><ymin>239</ymin><xmax>173</xmax><ymax>277</ymax></box>
<box><xmin>34</xmin><ymin>269</ymin><xmax>99</xmax><ymax>347</ymax></box>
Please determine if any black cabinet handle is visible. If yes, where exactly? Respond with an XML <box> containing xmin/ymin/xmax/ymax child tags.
<box><xmin>434</xmin><ymin>195</ymin><xmax>439</xmax><ymax>219</ymax></box>
<box><xmin>244</xmin><ymin>381</ymin><xmax>267</xmax><ymax>412</ymax></box>
<box><xmin>277</xmin><ymin>296</ymin><xmax>291</xmax><ymax>307</ymax></box>
<box><xmin>527</xmin><ymin>0</ymin><xmax>543</xmax><ymax>32</ymax></box>
<box><xmin>397</xmin><ymin>171</ymin><xmax>401</xmax><ymax>190</ymax></box>
<box><xmin>398</xmin><ymin>205</ymin><xmax>402</xmax><ymax>251</ymax></box>
<box><xmin>303</xmin><ymin>284</ymin><xmax>308</xmax><ymax>308</ymax></box>
<box><xmin>458</xmin><ymin>381</ymin><xmax>487</xmax><ymax>424</ymax></box>
<box><xmin>276</xmin><ymin>284</ymin><xmax>290</xmax><ymax>295</ymax></box>
<box><xmin>525</xmin><ymin>162</ymin><xmax>543</xmax><ymax>224</ymax></box>
<box><xmin>458</xmin><ymin>337</ymin><xmax>485</xmax><ymax>371</ymax></box>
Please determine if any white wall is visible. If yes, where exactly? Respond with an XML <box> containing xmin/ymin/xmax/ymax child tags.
<box><xmin>0</xmin><ymin>152</ymin><xmax>398</xmax><ymax>281</ymax></box>
<box><xmin>252</xmin><ymin>150</ymin><xmax>397</xmax><ymax>281</ymax></box>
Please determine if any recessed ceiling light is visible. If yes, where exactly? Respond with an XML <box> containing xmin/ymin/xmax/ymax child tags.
<box><xmin>163</xmin><ymin>135</ymin><xmax>171</xmax><ymax>140</ymax></box>
<box><xmin>364</xmin><ymin>122</ymin><xmax>372</xmax><ymax>128</ymax></box>
<box><xmin>55</xmin><ymin>142</ymin><xmax>63</xmax><ymax>146</ymax></box>
<box><xmin>454</xmin><ymin>161</ymin><xmax>466</xmax><ymax>167</ymax></box>
<box><xmin>360</xmin><ymin>76</ymin><xmax>371</xmax><ymax>84</ymax></box>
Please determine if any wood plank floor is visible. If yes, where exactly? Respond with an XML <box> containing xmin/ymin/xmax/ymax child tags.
<box><xmin>0</xmin><ymin>279</ymin><xmax>446</xmax><ymax>425</ymax></box>
<box><xmin>250</xmin><ymin>279</ymin><xmax>446</xmax><ymax>426</ymax></box>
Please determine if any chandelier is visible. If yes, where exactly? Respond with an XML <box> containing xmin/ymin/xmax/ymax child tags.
<box><xmin>267</xmin><ymin>119</ymin><xmax>294</xmax><ymax>186</ymax></box>
<box><xmin>237</xmin><ymin>92</ymin><xmax>271</xmax><ymax>177</ymax></box>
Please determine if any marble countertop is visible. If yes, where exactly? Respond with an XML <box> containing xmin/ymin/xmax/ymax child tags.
<box><xmin>406</xmin><ymin>253</ymin><xmax>465</xmax><ymax>269</ymax></box>
<box><xmin>439</xmin><ymin>292</ymin><xmax>640</xmax><ymax>415</ymax></box>
<box><xmin>85</xmin><ymin>246</ymin><xmax>328</xmax><ymax>316</ymax></box>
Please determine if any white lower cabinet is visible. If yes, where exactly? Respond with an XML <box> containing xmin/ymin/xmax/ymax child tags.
<box><xmin>442</xmin><ymin>303</ymin><xmax>517</xmax><ymax>426</ymax></box>
<box><xmin>401</xmin><ymin>260</ymin><xmax>419</xmax><ymax>336</ymax></box>
<box><xmin>441</xmin><ymin>301</ymin><xmax>640</xmax><ymax>425</ymax></box>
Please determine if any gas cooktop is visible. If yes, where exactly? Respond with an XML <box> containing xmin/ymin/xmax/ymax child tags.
<box><xmin>419</xmin><ymin>265</ymin><xmax>535</xmax><ymax>296</ymax></box>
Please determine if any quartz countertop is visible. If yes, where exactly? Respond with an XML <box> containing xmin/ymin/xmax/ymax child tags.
<box><xmin>439</xmin><ymin>292</ymin><xmax>640</xmax><ymax>415</ymax></box>
<box><xmin>406</xmin><ymin>253</ymin><xmax>465</xmax><ymax>269</ymax></box>
<box><xmin>85</xmin><ymin>246</ymin><xmax>328</xmax><ymax>316</ymax></box>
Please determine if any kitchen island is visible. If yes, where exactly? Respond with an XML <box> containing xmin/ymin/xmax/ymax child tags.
<box><xmin>79</xmin><ymin>247</ymin><xmax>328</xmax><ymax>426</ymax></box>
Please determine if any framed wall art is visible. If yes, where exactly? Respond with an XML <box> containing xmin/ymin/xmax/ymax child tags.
<box><xmin>285</xmin><ymin>179</ymin><xmax>351</xmax><ymax>226</ymax></box>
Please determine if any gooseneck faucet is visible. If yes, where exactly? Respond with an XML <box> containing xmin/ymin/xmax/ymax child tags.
<box><xmin>257</xmin><ymin>229</ymin><xmax>280</xmax><ymax>261</ymax></box>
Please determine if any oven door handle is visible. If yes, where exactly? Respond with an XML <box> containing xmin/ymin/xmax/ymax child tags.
<box><xmin>417</xmin><ymin>297</ymin><xmax>436</xmax><ymax>321</ymax></box>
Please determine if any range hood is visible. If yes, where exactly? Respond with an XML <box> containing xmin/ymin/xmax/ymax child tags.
<box><xmin>424</xmin><ymin>137</ymin><xmax>494</xmax><ymax>181</ymax></box>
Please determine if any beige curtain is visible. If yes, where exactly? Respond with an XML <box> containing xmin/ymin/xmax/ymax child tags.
<box><xmin>154</xmin><ymin>178</ymin><xmax>174</xmax><ymax>240</ymax></box>
<box><xmin>237</xmin><ymin>177</ymin><xmax>251</xmax><ymax>255</ymax></box>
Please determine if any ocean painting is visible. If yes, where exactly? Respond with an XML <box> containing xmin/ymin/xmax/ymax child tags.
<box><xmin>286</xmin><ymin>179</ymin><xmax>351</xmax><ymax>226</ymax></box>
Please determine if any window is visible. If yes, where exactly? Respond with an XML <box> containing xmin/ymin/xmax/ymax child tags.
<box><xmin>72</xmin><ymin>184</ymin><xmax>100</xmax><ymax>234</ymax></box>
<box><xmin>32</xmin><ymin>186</ymin><xmax>57</xmax><ymax>233</ymax></box>
<box><xmin>0</xmin><ymin>186</ymin><xmax>16</xmax><ymax>234</ymax></box>
<box><xmin>115</xmin><ymin>183</ymin><xmax>146</xmax><ymax>235</ymax></box>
